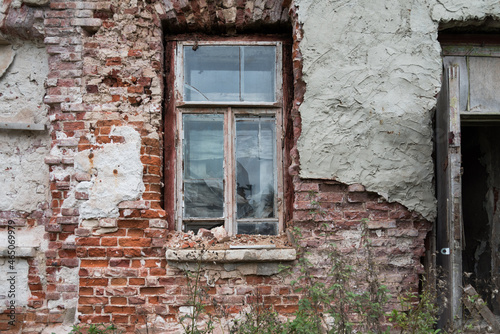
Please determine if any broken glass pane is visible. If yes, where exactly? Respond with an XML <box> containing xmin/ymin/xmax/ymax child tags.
<box><xmin>236</xmin><ymin>116</ymin><xmax>276</xmax><ymax>219</ymax></box>
<box><xmin>184</xmin><ymin>46</ymin><xmax>239</xmax><ymax>102</ymax></box>
<box><xmin>184</xmin><ymin>221</ymin><xmax>224</xmax><ymax>234</ymax></box>
<box><xmin>183</xmin><ymin>114</ymin><xmax>224</xmax><ymax>218</ymax></box>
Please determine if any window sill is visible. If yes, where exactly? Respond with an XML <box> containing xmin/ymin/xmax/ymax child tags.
<box><xmin>165</xmin><ymin>247</ymin><xmax>296</xmax><ymax>263</ymax></box>
<box><xmin>0</xmin><ymin>122</ymin><xmax>46</xmax><ymax>131</ymax></box>
<box><xmin>0</xmin><ymin>246</ymin><xmax>37</xmax><ymax>258</ymax></box>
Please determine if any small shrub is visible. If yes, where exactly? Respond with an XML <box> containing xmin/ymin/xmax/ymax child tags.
<box><xmin>180</xmin><ymin>257</ymin><xmax>216</xmax><ymax>334</ymax></box>
<box><xmin>388</xmin><ymin>279</ymin><xmax>440</xmax><ymax>334</ymax></box>
<box><xmin>230</xmin><ymin>303</ymin><xmax>286</xmax><ymax>334</ymax></box>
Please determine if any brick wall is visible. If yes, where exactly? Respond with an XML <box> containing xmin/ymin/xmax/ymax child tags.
<box><xmin>0</xmin><ymin>0</ymin><xmax>432</xmax><ymax>333</ymax></box>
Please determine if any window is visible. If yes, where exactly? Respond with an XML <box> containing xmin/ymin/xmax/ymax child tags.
<box><xmin>170</xmin><ymin>40</ymin><xmax>285</xmax><ymax>236</ymax></box>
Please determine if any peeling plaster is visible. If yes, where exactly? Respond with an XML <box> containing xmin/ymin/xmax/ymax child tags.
<box><xmin>71</xmin><ymin>126</ymin><xmax>145</xmax><ymax>219</ymax></box>
<box><xmin>0</xmin><ymin>226</ymin><xmax>48</xmax><ymax>309</ymax></box>
<box><xmin>0</xmin><ymin>41</ymin><xmax>48</xmax><ymax>123</ymax></box>
<box><xmin>0</xmin><ymin>40</ymin><xmax>49</xmax><ymax>212</ymax></box>
<box><xmin>295</xmin><ymin>0</ymin><xmax>500</xmax><ymax>220</ymax></box>
<box><xmin>0</xmin><ymin>131</ymin><xmax>50</xmax><ymax>211</ymax></box>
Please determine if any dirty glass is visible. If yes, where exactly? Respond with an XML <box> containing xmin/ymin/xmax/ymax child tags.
<box><xmin>238</xmin><ymin>222</ymin><xmax>278</xmax><ymax>235</ymax></box>
<box><xmin>184</xmin><ymin>46</ymin><xmax>239</xmax><ymax>101</ymax></box>
<box><xmin>184</xmin><ymin>45</ymin><xmax>275</xmax><ymax>102</ymax></box>
<box><xmin>241</xmin><ymin>46</ymin><xmax>276</xmax><ymax>102</ymax></box>
<box><xmin>235</xmin><ymin>116</ymin><xmax>276</xmax><ymax>219</ymax></box>
<box><xmin>183</xmin><ymin>114</ymin><xmax>224</xmax><ymax>218</ymax></box>
<box><xmin>468</xmin><ymin>57</ymin><xmax>500</xmax><ymax>112</ymax></box>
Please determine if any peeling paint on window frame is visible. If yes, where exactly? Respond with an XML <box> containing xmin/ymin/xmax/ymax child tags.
<box><xmin>167</xmin><ymin>38</ymin><xmax>286</xmax><ymax>236</ymax></box>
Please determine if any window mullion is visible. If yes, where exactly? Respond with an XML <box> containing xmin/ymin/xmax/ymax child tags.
<box><xmin>176</xmin><ymin>110</ymin><xmax>184</xmax><ymax>231</ymax></box>
<box><xmin>276</xmin><ymin>108</ymin><xmax>284</xmax><ymax>232</ymax></box>
<box><xmin>239</xmin><ymin>46</ymin><xmax>243</xmax><ymax>102</ymax></box>
<box><xmin>224</xmin><ymin>107</ymin><xmax>235</xmax><ymax>235</ymax></box>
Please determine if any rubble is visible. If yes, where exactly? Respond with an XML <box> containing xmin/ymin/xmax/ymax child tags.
<box><xmin>165</xmin><ymin>227</ymin><xmax>292</xmax><ymax>250</ymax></box>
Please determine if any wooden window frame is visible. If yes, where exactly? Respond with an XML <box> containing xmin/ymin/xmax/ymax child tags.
<box><xmin>165</xmin><ymin>37</ymin><xmax>289</xmax><ymax>236</ymax></box>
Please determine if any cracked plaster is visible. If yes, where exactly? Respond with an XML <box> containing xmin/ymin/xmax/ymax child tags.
<box><xmin>295</xmin><ymin>0</ymin><xmax>500</xmax><ymax>220</ymax></box>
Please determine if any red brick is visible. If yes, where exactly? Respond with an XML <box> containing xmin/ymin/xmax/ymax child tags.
<box><xmin>61</xmin><ymin>258</ymin><xmax>79</xmax><ymax>267</ymax></box>
<box><xmin>128</xmin><ymin>49</ymin><xmax>142</xmax><ymax>57</ymax></box>
<box><xmin>79</xmin><ymin>287</ymin><xmax>94</xmax><ymax>295</ymax></box>
<box><xmin>77</xmin><ymin>237</ymin><xmax>100</xmax><ymax>246</ymax></box>
<box><xmin>141</xmin><ymin>155</ymin><xmax>161</xmax><ymax>165</ymax></box>
<box><xmin>111</xmin><ymin>278</ymin><xmax>127</xmax><ymax>286</ymax></box>
<box><xmin>127</xmin><ymin>229</ymin><xmax>144</xmax><ymax>237</ymax></box>
<box><xmin>129</xmin><ymin>278</ymin><xmax>145</xmax><ymax>285</ymax></box>
<box><xmin>140</xmin><ymin>287</ymin><xmax>165</xmax><ymax>295</ymax></box>
<box><xmin>110</xmin><ymin>259</ymin><xmax>130</xmax><ymax>267</ymax></box>
<box><xmin>117</xmin><ymin>219</ymin><xmax>149</xmax><ymax>228</ymax></box>
<box><xmin>78</xmin><ymin>296</ymin><xmax>109</xmax><ymax>305</ymax></box>
<box><xmin>106</xmin><ymin>57</ymin><xmax>122</xmax><ymax>66</ymax></box>
<box><xmin>274</xmin><ymin>305</ymin><xmax>299</xmax><ymax>314</ymax></box>
<box><xmin>101</xmin><ymin>237</ymin><xmax>118</xmax><ymax>246</ymax></box>
<box><xmin>103</xmin><ymin>306</ymin><xmax>136</xmax><ymax>314</ymax></box>
<box><xmin>107</xmin><ymin>248</ymin><xmax>123</xmax><ymax>257</ymax></box>
<box><xmin>80</xmin><ymin>278</ymin><xmax>108</xmax><ymax>286</ymax></box>
<box><xmin>78</xmin><ymin>305</ymin><xmax>94</xmax><ymax>313</ymax></box>
<box><xmin>88</xmin><ymin>248</ymin><xmax>106</xmax><ymax>257</ymax></box>
<box><xmin>80</xmin><ymin>259</ymin><xmax>109</xmax><ymax>267</ymax></box>
<box><xmin>96</xmin><ymin>120</ymin><xmax>123</xmax><ymax>127</ymax></box>
<box><xmin>150</xmin><ymin>268</ymin><xmax>166</xmax><ymax>276</ymax></box>
<box><xmin>110</xmin><ymin>297</ymin><xmax>128</xmax><ymax>305</ymax></box>
<box><xmin>344</xmin><ymin>211</ymin><xmax>369</xmax><ymax>220</ymax></box>
<box><xmin>256</xmin><ymin>286</ymin><xmax>272</xmax><ymax>295</ymax></box>
<box><xmin>127</xmin><ymin>85</ymin><xmax>143</xmax><ymax>94</ymax></box>
<box><xmin>58</xmin><ymin>249</ymin><xmax>76</xmax><ymax>258</ymax></box>
<box><xmin>111</xmin><ymin>315</ymin><xmax>130</xmax><ymax>324</ymax></box>
<box><xmin>79</xmin><ymin>315</ymin><xmax>111</xmax><ymax>323</ymax></box>
<box><xmin>118</xmin><ymin>238</ymin><xmax>151</xmax><ymax>247</ymax></box>
<box><xmin>123</xmin><ymin>248</ymin><xmax>142</xmax><ymax>257</ymax></box>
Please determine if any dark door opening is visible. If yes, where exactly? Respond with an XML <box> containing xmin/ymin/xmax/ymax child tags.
<box><xmin>462</xmin><ymin>125</ymin><xmax>500</xmax><ymax>315</ymax></box>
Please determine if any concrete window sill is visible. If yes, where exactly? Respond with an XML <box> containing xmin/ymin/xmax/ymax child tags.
<box><xmin>165</xmin><ymin>247</ymin><xmax>296</xmax><ymax>263</ymax></box>
<box><xmin>0</xmin><ymin>247</ymin><xmax>37</xmax><ymax>258</ymax></box>
<box><xmin>0</xmin><ymin>122</ymin><xmax>46</xmax><ymax>131</ymax></box>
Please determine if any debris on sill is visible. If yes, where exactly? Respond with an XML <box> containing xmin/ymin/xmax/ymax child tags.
<box><xmin>165</xmin><ymin>226</ymin><xmax>292</xmax><ymax>250</ymax></box>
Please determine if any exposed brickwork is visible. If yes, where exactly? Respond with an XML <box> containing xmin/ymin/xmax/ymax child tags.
<box><xmin>292</xmin><ymin>179</ymin><xmax>432</xmax><ymax>303</ymax></box>
<box><xmin>158</xmin><ymin>0</ymin><xmax>290</xmax><ymax>34</ymax></box>
<box><xmin>0</xmin><ymin>0</ymin><xmax>433</xmax><ymax>333</ymax></box>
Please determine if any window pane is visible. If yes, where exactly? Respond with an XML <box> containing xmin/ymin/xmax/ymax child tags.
<box><xmin>185</xmin><ymin>221</ymin><xmax>224</xmax><ymax>234</ymax></box>
<box><xmin>238</xmin><ymin>222</ymin><xmax>278</xmax><ymax>235</ymax></box>
<box><xmin>183</xmin><ymin>45</ymin><xmax>276</xmax><ymax>102</ymax></box>
<box><xmin>469</xmin><ymin>57</ymin><xmax>500</xmax><ymax>111</ymax></box>
<box><xmin>236</xmin><ymin>116</ymin><xmax>276</xmax><ymax>219</ymax></box>
<box><xmin>183</xmin><ymin>114</ymin><xmax>224</xmax><ymax>218</ymax></box>
<box><xmin>242</xmin><ymin>46</ymin><xmax>276</xmax><ymax>102</ymax></box>
<box><xmin>184</xmin><ymin>46</ymin><xmax>239</xmax><ymax>102</ymax></box>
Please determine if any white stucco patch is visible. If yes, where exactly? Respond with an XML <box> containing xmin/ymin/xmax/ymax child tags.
<box><xmin>0</xmin><ymin>131</ymin><xmax>50</xmax><ymax>212</ymax></box>
<box><xmin>295</xmin><ymin>0</ymin><xmax>500</xmax><ymax>220</ymax></box>
<box><xmin>0</xmin><ymin>40</ymin><xmax>50</xmax><ymax>213</ymax></box>
<box><xmin>72</xmin><ymin>126</ymin><xmax>145</xmax><ymax>219</ymax></box>
<box><xmin>0</xmin><ymin>258</ymin><xmax>30</xmax><ymax>307</ymax></box>
<box><xmin>0</xmin><ymin>226</ymin><xmax>48</xmax><ymax>309</ymax></box>
<box><xmin>0</xmin><ymin>41</ymin><xmax>48</xmax><ymax>123</ymax></box>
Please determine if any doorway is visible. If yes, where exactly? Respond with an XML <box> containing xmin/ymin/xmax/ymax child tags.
<box><xmin>436</xmin><ymin>33</ymin><xmax>500</xmax><ymax>327</ymax></box>
<box><xmin>461</xmin><ymin>125</ymin><xmax>500</xmax><ymax>315</ymax></box>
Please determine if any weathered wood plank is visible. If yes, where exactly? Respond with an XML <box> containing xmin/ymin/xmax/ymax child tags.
<box><xmin>463</xmin><ymin>285</ymin><xmax>500</xmax><ymax>334</ymax></box>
